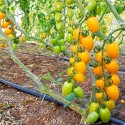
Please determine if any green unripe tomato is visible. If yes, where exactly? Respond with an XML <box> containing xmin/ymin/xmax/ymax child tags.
<box><xmin>65</xmin><ymin>92</ymin><xmax>75</xmax><ymax>101</ymax></box>
<box><xmin>66</xmin><ymin>33</ymin><xmax>72</xmax><ymax>43</ymax></box>
<box><xmin>73</xmin><ymin>86</ymin><xmax>84</xmax><ymax>98</ymax></box>
<box><xmin>54</xmin><ymin>46</ymin><xmax>61</xmax><ymax>54</ymax></box>
<box><xmin>99</xmin><ymin>107</ymin><xmax>111</xmax><ymax>123</ymax></box>
<box><xmin>12</xmin><ymin>43</ymin><xmax>18</xmax><ymax>51</ymax></box>
<box><xmin>55</xmin><ymin>13</ymin><xmax>62</xmax><ymax>22</ymax></box>
<box><xmin>86</xmin><ymin>111</ymin><xmax>99</xmax><ymax>124</ymax></box>
<box><xmin>89</xmin><ymin>102</ymin><xmax>100</xmax><ymax>113</ymax></box>
<box><xmin>87</xmin><ymin>0</ymin><xmax>97</xmax><ymax>11</ymax></box>
<box><xmin>51</xmin><ymin>38</ymin><xmax>58</xmax><ymax>45</ymax></box>
<box><xmin>67</xmin><ymin>9</ymin><xmax>74</xmax><ymax>18</ymax></box>
<box><xmin>67</xmin><ymin>27</ymin><xmax>73</xmax><ymax>34</ymax></box>
<box><xmin>55</xmin><ymin>2</ymin><xmax>63</xmax><ymax>12</ymax></box>
<box><xmin>58</xmin><ymin>31</ymin><xmax>65</xmax><ymax>39</ymax></box>
<box><xmin>61</xmin><ymin>45</ymin><xmax>66</xmax><ymax>52</ymax></box>
<box><xmin>56</xmin><ymin>22</ymin><xmax>63</xmax><ymax>30</ymax></box>
<box><xmin>62</xmin><ymin>81</ymin><xmax>74</xmax><ymax>96</ymax></box>
<box><xmin>95</xmin><ymin>2</ymin><xmax>101</xmax><ymax>15</ymax></box>
<box><xmin>66</xmin><ymin>0</ymin><xmax>73</xmax><ymax>5</ymax></box>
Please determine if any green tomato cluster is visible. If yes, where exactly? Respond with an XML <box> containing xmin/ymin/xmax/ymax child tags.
<box><xmin>62</xmin><ymin>80</ymin><xmax>84</xmax><ymax>101</ymax></box>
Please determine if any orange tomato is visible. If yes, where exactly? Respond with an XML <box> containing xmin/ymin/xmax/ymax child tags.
<box><xmin>105</xmin><ymin>60</ymin><xmax>119</xmax><ymax>74</ymax></box>
<box><xmin>74</xmin><ymin>72</ymin><xmax>85</xmax><ymax>83</ymax></box>
<box><xmin>111</xmin><ymin>74</ymin><xmax>120</xmax><ymax>86</ymax></box>
<box><xmin>81</xmin><ymin>36</ymin><xmax>94</xmax><ymax>51</ymax></box>
<box><xmin>70</xmin><ymin>57</ymin><xmax>75</xmax><ymax>64</ymax></box>
<box><xmin>67</xmin><ymin>67</ymin><xmax>74</xmax><ymax>76</ymax></box>
<box><xmin>2</xmin><ymin>21</ymin><xmax>10</xmax><ymax>28</ymax></box>
<box><xmin>0</xmin><ymin>12</ymin><xmax>5</xmax><ymax>20</ymax></box>
<box><xmin>106</xmin><ymin>42</ymin><xmax>119</xmax><ymax>59</ymax></box>
<box><xmin>78</xmin><ymin>50</ymin><xmax>90</xmax><ymax>64</ymax></box>
<box><xmin>95</xmin><ymin>92</ymin><xmax>103</xmax><ymax>99</ymax></box>
<box><xmin>75</xmin><ymin>61</ymin><xmax>86</xmax><ymax>74</ymax></box>
<box><xmin>106</xmin><ymin>85</ymin><xmax>119</xmax><ymax>100</ymax></box>
<box><xmin>4</xmin><ymin>28</ymin><xmax>13</xmax><ymax>35</ymax></box>
<box><xmin>86</xmin><ymin>17</ymin><xmax>99</xmax><ymax>33</ymax></box>
<box><xmin>92</xmin><ymin>66</ymin><xmax>103</xmax><ymax>75</ymax></box>
<box><xmin>73</xmin><ymin>28</ymin><xmax>79</xmax><ymax>40</ymax></box>
<box><xmin>104</xmin><ymin>100</ymin><xmax>115</xmax><ymax>110</ymax></box>
<box><xmin>96</xmin><ymin>78</ymin><xmax>105</xmax><ymax>89</ymax></box>
<box><xmin>95</xmin><ymin>51</ymin><xmax>107</xmax><ymax>63</ymax></box>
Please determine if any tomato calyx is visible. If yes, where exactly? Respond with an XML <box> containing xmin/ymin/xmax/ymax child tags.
<box><xmin>95</xmin><ymin>75</ymin><xmax>103</xmax><ymax>80</ymax></box>
<box><xmin>104</xmin><ymin>56</ymin><xmax>112</xmax><ymax>64</ymax></box>
<box><xmin>77</xmin><ymin>46</ymin><xmax>85</xmax><ymax>52</ymax></box>
<box><xmin>104</xmin><ymin>73</ymin><xmax>112</xmax><ymax>80</ymax></box>
<box><xmin>91</xmin><ymin>61</ymin><xmax>101</xmax><ymax>68</ymax></box>
<box><xmin>100</xmin><ymin>103</ymin><xmax>106</xmax><ymax>109</ymax></box>
<box><xmin>81</xmin><ymin>30</ymin><xmax>89</xmax><ymax>37</ymax></box>
<box><xmin>72</xmin><ymin>40</ymin><xmax>78</xmax><ymax>45</ymax></box>
<box><xmin>94</xmin><ymin>46</ymin><xmax>102</xmax><ymax>53</ymax></box>
<box><xmin>74</xmin><ymin>57</ymin><xmax>81</xmax><ymax>62</ymax></box>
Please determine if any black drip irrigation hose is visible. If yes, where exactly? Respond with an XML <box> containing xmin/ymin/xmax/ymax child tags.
<box><xmin>0</xmin><ymin>78</ymin><xmax>125</xmax><ymax>125</ymax></box>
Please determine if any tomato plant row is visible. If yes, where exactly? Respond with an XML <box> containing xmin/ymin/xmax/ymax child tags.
<box><xmin>0</xmin><ymin>0</ymin><xmax>125</xmax><ymax>124</ymax></box>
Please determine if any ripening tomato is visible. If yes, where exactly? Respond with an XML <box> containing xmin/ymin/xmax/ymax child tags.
<box><xmin>92</xmin><ymin>66</ymin><xmax>103</xmax><ymax>75</ymax></box>
<box><xmin>78</xmin><ymin>50</ymin><xmax>90</xmax><ymax>64</ymax></box>
<box><xmin>104</xmin><ymin>100</ymin><xmax>115</xmax><ymax>110</ymax></box>
<box><xmin>106</xmin><ymin>42</ymin><xmax>119</xmax><ymax>59</ymax></box>
<box><xmin>111</xmin><ymin>74</ymin><xmax>120</xmax><ymax>86</ymax></box>
<box><xmin>71</xmin><ymin>44</ymin><xmax>77</xmax><ymax>53</ymax></box>
<box><xmin>95</xmin><ymin>92</ymin><xmax>103</xmax><ymax>100</ymax></box>
<box><xmin>62</xmin><ymin>81</ymin><xmax>74</xmax><ymax>96</ymax></box>
<box><xmin>70</xmin><ymin>57</ymin><xmax>75</xmax><ymax>64</ymax></box>
<box><xmin>4</xmin><ymin>28</ymin><xmax>13</xmax><ymax>35</ymax></box>
<box><xmin>74</xmin><ymin>61</ymin><xmax>86</xmax><ymax>74</ymax></box>
<box><xmin>87</xmin><ymin>17</ymin><xmax>99</xmax><ymax>33</ymax></box>
<box><xmin>96</xmin><ymin>78</ymin><xmax>104</xmax><ymax>89</ymax></box>
<box><xmin>0</xmin><ymin>12</ymin><xmax>5</xmax><ymax>20</ymax></box>
<box><xmin>106</xmin><ymin>85</ymin><xmax>119</xmax><ymax>100</ymax></box>
<box><xmin>73</xmin><ymin>28</ymin><xmax>79</xmax><ymax>40</ymax></box>
<box><xmin>99</xmin><ymin>107</ymin><xmax>110</xmax><ymax>123</ymax></box>
<box><xmin>55</xmin><ymin>13</ymin><xmax>62</xmax><ymax>22</ymax></box>
<box><xmin>8</xmin><ymin>34</ymin><xmax>15</xmax><ymax>39</ymax></box>
<box><xmin>81</xmin><ymin>36</ymin><xmax>94</xmax><ymax>51</ymax></box>
<box><xmin>73</xmin><ymin>86</ymin><xmax>84</xmax><ymax>98</ymax></box>
<box><xmin>89</xmin><ymin>102</ymin><xmax>100</xmax><ymax>113</ymax></box>
<box><xmin>74</xmin><ymin>72</ymin><xmax>85</xmax><ymax>83</ymax></box>
<box><xmin>105</xmin><ymin>60</ymin><xmax>119</xmax><ymax>74</ymax></box>
<box><xmin>67</xmin><ymin>67</ymin><xmax>74</xmax><ymax>76</ymax></box>
<box><xmin>95</xmin><ymin>51</ymin><xmax>107</xmax><ymax>63</ymax></box>
<box><xmin>54</xmin><ymin>2</ymin><xmax>63</xmax><ymax>11</ymax></box>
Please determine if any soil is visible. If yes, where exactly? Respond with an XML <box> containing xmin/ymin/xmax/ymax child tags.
<box><xmin>0</xmin><ymin>43</ymin><xmax>125</xmax><ymax>125</ymax></box>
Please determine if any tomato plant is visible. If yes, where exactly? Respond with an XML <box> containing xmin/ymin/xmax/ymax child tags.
<box><xmin>0</xmin><ymin>0</ymin><xmax>125</xmax><ymax>124</ymax></box>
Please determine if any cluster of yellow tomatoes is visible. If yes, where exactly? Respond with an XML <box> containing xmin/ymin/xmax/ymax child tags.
<box><xmin>94</xmin><ymin>40</ymin><xmax>120</xmax><ymax>107</ymax></box>
<box><xmin>68</xmin><ymin>15</ymin><xmax>99</xmax><ymax>83</ymax></box>
<box><xmin>0</xmin><ymin>11</ymin><xmax>15</xmax><ymax>48</ymax></box>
